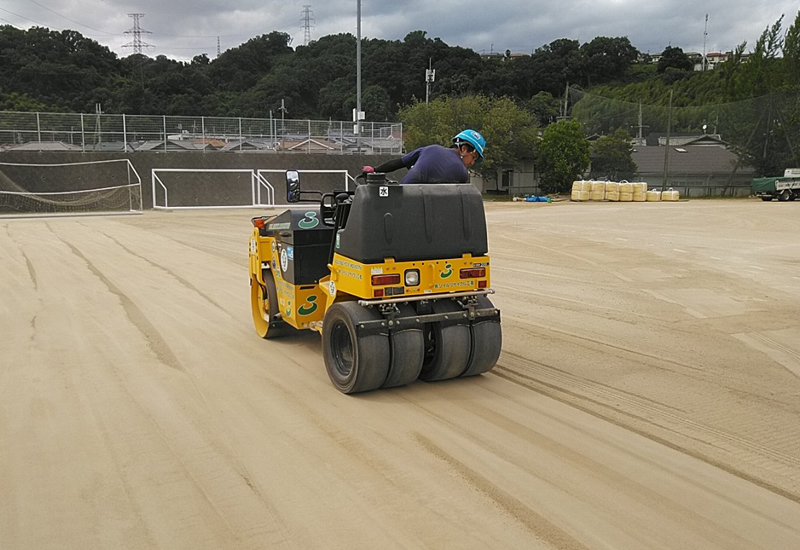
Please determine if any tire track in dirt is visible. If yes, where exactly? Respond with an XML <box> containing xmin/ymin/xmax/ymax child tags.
<box><xmin>89</xmin><ymin>227</ymin><xmax>235</xmax><ymax>320</ymax></box>
<box><xmin>494</xmin><ymin>352</ymin><xmax>800</xmax><ymax>505</ymax></box>
<box><xmin>733</xmin><ymin>332</ymin><xmax>800</xmax><ymax>379</ymax></box>
<box><xmin>504</xmin><ymin>313</ymin><xmax>706</xmax><ymax>375</ymax></box>
<box><xmin>498</xmin><ymin>234</ymin><xmax>634</xmax><ymax>283</ymax></box>
<box><xmin>55</xmin><ymin>233</ymin><xmax>183</xmax><ymax>372</ymax></box>
<box><xmin>414</xmin><ymin>433</ymin><xmax>592</xmax><ymax>550</ymax></box>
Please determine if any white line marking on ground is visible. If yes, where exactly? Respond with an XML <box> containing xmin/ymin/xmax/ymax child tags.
<box><xmin>673</xmin><ymin>249</ymin><xmax>688</xmax><ymax>253</ymax></box>
<box><xmin>749</xmin><ymin>266</ymin><xmax>764</xmax><ymax>270</ymax></box>
<box><xmin>710</xmin><ymin>256</ymin><xmax>722</xmax><ymax>260</ymax></box>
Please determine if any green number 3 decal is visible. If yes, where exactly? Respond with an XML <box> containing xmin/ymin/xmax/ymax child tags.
<box><xmin>298</xmin><ymin>211</ymin><xmax>319</xmax><ymax>229</ymax></box>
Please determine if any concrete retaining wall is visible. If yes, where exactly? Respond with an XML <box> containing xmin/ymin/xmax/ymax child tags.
<box><xmin>0</xmin><ymin>151</ymin><xmax>406</xmax><ymax>209</ymax></box>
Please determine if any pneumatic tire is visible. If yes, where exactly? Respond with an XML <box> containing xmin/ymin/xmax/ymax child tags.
<box><xmin>419</xmin><ymin>300</ymin><xmax>471</xmax><ymax>382</ymax></box>
<box><xmin>383</xmin><ymin>304</ymin><xmax>424</xmax><ymax>388</ymax></box>
<box><xmin>460</xmin><ymin>296</ymin><xmax>502</xmax><ymax>377</ymax></box>
<box><xmin>322</xmin><ymin>302</ymin><xmax>390</xmax><ymax>394</ymax></box>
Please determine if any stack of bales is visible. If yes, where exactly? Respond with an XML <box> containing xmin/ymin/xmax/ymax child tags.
<box><xmin>605</xmin><ymin>182</ymin><xmax>620</xmax><ymax>201</ymax></box>
<box><xmin>619</xmin><ymin>181</ymin><xmax>633</xmax><ymax>202</ymax></box>
<box><xmin>570</xmin><ymin>180</ymin><xmax>681</xmax><ymax>203</ymax></box>
<box><xmin>570</xmin><ymin>180</ymin><xmax>591</xmax><ymax>201</ymax></box>
<box><xmin>632</xmin><ymin>182</ymin><xmax>648</xmax><ymax>202</ymax></box>
<box><xmin>590</xmin><ymin>181</ymin><xmax>606</xmax><ymax>201</ymax></box>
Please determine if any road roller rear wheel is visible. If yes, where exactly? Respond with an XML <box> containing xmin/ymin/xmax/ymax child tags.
<box><xmin>382</xmin><ymin>304</ymin><xmax>424</xmax><ymax>388</ymax></box>
<box><xmin>419</xmin><ymin>300</ymin><xmax>471</xmax><ymax>382</ymax></box>
<box><xmin>461</xmin><ymin>296</ymin><xmax>502</xmax><ymax>377</ymax></box>
<box><xmin>251</xmin><ymin>270</ymin><xmax>282</xmax><ymax>339</ymax></box>
<box><xmin>322</xmin><ymin>302</ymin><xmax>390</xmax><ymax>394</ymax></box>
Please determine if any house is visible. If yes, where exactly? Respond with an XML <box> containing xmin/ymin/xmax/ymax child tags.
<box><xmin>632</xmin><ymin>143</ymin><xmax>755</xmax><ymax>197</ymax></box>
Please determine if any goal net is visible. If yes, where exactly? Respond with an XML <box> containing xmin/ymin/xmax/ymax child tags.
<box><xmin>0</xmin><ymin>159</ymin><xmax>143</xmax><ymax>216</ymax></box>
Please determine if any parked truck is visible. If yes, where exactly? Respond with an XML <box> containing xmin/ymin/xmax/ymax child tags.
<box><xmin>752</xmin><ymin>168</ymin><xmax>800</xmax><ymax>201</ymax></box>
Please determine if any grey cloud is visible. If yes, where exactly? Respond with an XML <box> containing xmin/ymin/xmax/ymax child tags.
<box><xmin>1</xmin><ymin>0</ymin><xmax>797</xmax><ymax>60</ymax></box>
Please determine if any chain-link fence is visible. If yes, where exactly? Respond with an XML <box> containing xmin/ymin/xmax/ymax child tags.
<box><xmin>0</xmin><ymin>111</ymin><xmax>403</xmax><ymax>155</ymax></box>
<box><xmin>568</xmin><ymin>88</ymin><xmax>800</xmax><ymax>196</ymax></box>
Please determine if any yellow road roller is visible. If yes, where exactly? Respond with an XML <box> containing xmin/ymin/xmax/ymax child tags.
<box><xmin>248</xmin><ymin>171</ymin><xmax>501</xmax><ymax>393</ymax></box>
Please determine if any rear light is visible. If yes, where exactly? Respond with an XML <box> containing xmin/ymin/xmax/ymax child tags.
<box><xmin>478</xmin><ymin>280</ymin><xmax>488</xmax><ymax>288</ymax></box>
<box><xmin>404</xmin><ymin>269</ymin><xmax>420</xmax><ymax>286</ymax></box>
<box><xmin>252</xmin><ymin>218</ymin><xmax>266</xmax><ymax>229</ymax></box>
<box><xmin>371</xmin><ymin>273</ymin><xmax>401</xmax><ymax>286</ymax></box>
<box><xmin>374</xmin><ymin>288</ymin><xmax>384</xmax><ymax>298</ymax></box>
<box><xmin>459</xmin><ymin>267</ymin><xmax>486</xmax><ymax>279</ymax></box>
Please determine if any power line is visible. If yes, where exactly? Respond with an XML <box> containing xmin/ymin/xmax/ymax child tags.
<box><xmin>23</xmin><ymin>0</ymin><xmax>117</xmax><ymax>35</ymax></box>
<box><xmin>0</xmin><ymin>6</ymin><xmax>51</xmax><ymax>28</ymax></box>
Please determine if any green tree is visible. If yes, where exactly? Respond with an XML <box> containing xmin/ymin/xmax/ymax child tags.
<box><xmin>580</xmin><ymin>37</ymin><xmax>640</xmax><ymax>86</ymax></box>
<box><xmin>398</xmin><ymin>94</ymin><xmax>538</xmax><ymax>178</ymax></box>
<box><xmin>590</xmin><ymin>128</ymin><xmax>637</xmax><ymax>180</ymax></box>
<box><xmin>657</xmin><ymin>46</ymin><xmax>693</xmax><ymax>73</ymax></box>
<box><xmin>537</xmin><ymin>119</ymin><xmax>591</xmax><ymax>193</ymax></box>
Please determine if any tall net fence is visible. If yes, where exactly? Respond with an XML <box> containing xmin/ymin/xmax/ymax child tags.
<box><xmin>0</xmin><ymin>111</ymin><xmax>403</xmax><ymax>155</ymax></box>
<box><xmin>569</xmin><ymin>88</ymin><xmax>800</xmax><ymax>194</ymax></box>
<box><xmin>0</xmin><ymin>159</ymin><xmax>143</xmax><ymax>215</ymax></box>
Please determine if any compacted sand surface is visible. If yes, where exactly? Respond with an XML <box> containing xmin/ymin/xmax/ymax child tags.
<box><xmin>2</xmin><ymin>200</ymin><xmax>799</xmax><ymax>549</ymax></box>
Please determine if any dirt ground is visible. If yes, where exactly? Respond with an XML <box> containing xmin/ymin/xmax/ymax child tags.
<box><xmin>2</xmin><ymin>199</ymin><xmax>800</xmax><ymax>550</ymax></box>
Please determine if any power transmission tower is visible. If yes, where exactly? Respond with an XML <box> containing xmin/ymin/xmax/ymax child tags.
<box><xmin>123</xmin><ymin>13</ymin><xmax>153</xmax><ymax>55</ymax></box>
<box><xmin>301</xmin><ymin>6</ymin><xmax>315</xmax><ymax>46</ymax></box>
<box><xmin>217</xmin><ymin>36</ymin><xmax>221</xmax><ymax>57</ymax></box>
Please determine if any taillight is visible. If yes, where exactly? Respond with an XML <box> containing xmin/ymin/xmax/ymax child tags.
<box><xmin>252</xmin><ymin>218</ymin><xmax>266</xmax><ymax>229</ymax></box>
<box><xmin>371</xmin><ymin>273</ymin><xmax>401</xmax><ymax>286</ymax></box>
<box><xmin>459</xmin><ymin>267</ymin><xmax>486</xmax><ymax>279</ymax></box>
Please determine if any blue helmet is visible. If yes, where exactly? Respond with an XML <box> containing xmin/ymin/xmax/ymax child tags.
<box><xmin>453</xmin><ymin>129</ymin><xmax>486</xmax><ymax>163</ymax></box>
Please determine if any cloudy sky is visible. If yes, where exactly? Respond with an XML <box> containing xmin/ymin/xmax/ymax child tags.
<box><xmin>1</xmin><ymin>0</ymin><xmax>798</xmax><ymax>61</ymax></box>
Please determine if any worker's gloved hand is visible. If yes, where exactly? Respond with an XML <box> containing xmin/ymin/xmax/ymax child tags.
<box><xmin>361</xmin><ymin>165</ymin><xmax>375</xmax><ymax>174</ymax></box>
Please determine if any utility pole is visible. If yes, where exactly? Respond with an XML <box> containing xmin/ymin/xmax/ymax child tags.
<box><xmin>425</xmin><ymin>58</ymin><xmax>435</xmax><ymax>104</ymax></box>
<box><xmin>663</xmin><ymin>90</ymin><xmax>673</xmax><ymax>190</ymax></box>
<box><xmin>702</xmin><ymin>14</ymin><xmax>709</xmax><ymax>71</ymax></box>
<box><xmin>278</xmin><ymin>100</ymin><xmax>288</xmax><ymax>144</ymax></box>
<box><xmin>634</xmin><ymin>102</ymin><xmax>649</xmax><ymax>143</ymax></box>
<box><xmin>123</xmin><ymin>13</ymin><xmax>153</xmax><ymax>55</ymax></box>
<box><xmin>301</xmin><ymin>6</ymin><xmax>315</xmax><ymax>46</ymax></box>
<box><xmin>356</xmin><ymin>0</ymin><xmax>362</xmax><ymax>151</ymax></box>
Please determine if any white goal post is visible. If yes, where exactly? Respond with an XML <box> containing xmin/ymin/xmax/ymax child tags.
<box><xmin>257</xmin><ymin>169</ymin><xmax>355</xmax><ymax>206</ymax></box>
<box><xmin>150</xmin><ymin>168</ymin><xmax>356</xmax><ymax>209</ymax></box>
<box><xmin>0</xmin><ymin>159</ymin><xmax>143</xmax><ymax>216</ymax></box>
<box><xmin>151</xmin><ymin>168</ymin><xmax>276</xmax><ymax>209</ymax></box>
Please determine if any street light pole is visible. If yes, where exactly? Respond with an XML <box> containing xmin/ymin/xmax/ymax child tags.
<box><xmin>356</xmin><ymin>0</ymin><xmax>362</xmax><ymax>151</ymax></box>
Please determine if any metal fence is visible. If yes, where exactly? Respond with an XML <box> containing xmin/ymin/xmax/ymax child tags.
<box><xmin>0</xmin><ymin>111</ymin><xmax>404</xmax><ymax>155</ymax></box>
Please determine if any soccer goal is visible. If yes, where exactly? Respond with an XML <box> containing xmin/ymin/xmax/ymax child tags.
<box><xmin>0</xmin><ymin>159</ymin><xmax>143</xmax><ymax>216</ymax></box>
<box><xmin>257</xmin><ymin>169</ymin><xmax>355</xmax><ymax>206</ymax></box>
<box><xmin>151</xmin><ymin>168</ymin><xmax>276</xmax><ymax>209</ymax></box>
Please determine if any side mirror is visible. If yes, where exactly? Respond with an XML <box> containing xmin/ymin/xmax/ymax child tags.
<box><xmin>286</xmin><ymin>170</ymin><xmax>300</xmax><ymax>203</ymax></box>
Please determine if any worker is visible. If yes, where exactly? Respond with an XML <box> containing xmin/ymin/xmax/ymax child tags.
<box><xmin>362</xmin><ymin>129</ymin><xmax>486</xmax><ymax>184</ymax></box>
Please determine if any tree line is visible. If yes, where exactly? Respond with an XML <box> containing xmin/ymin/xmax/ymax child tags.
<box><xmin>0</xmin><ymin>26</ymin><xmax>641</xmax><ymax>119</ymax></box>
<box><xmin>2</xmin><ymin>11</ymin><xmax>799</xmax><ymax>189</ymax></box>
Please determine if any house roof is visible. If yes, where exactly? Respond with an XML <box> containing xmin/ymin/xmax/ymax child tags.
<box><xmin>632</xmin><ymin>145</ymin><xmax>754</xmax><ymax>175</ymax></box>
<box><xmin>648</xmin><ymin>133</ymin><xmax>725</xmax><ymax>147</ymax></box>
<box><xmin>220</xmin><ymin>139</ymin><xmax>275</xmax><ymax>151</ymax></box>
<box><xmin>7</xmin><ymin>141</ymin><xmax>82</xmax><ymax>151</ymax></box>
